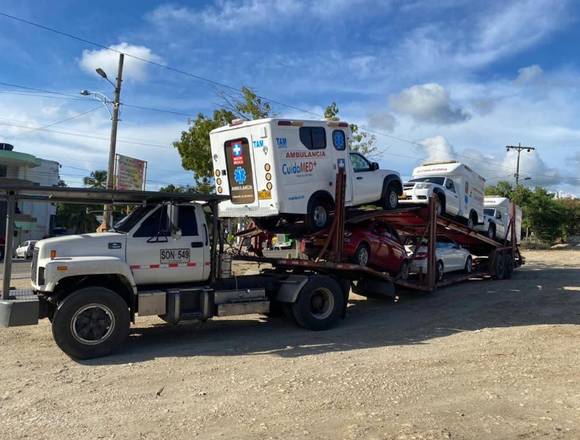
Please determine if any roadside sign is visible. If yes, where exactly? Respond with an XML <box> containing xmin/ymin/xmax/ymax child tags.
<box><xmin>115</xmin><ymin>154</ymin><xmax>147</xmax><ymax>190</ymax></box>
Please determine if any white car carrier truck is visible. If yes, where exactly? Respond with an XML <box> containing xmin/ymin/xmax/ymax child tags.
<box><xmin>0</xmin><ymin>179</ymin><xmax>523</xmax><ymax>360</ymax></box>
<box><xmin>400</xmin><ymin>161</ymin><xmax>485</xmax><ymax>228</ymax></box>
<box><xmin>210</xmin><ymin>118</ymin><xmax>402</xmax><ymax>230</ymax></box>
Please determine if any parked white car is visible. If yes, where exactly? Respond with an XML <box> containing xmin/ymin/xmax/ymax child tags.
<box><xmin>406</xmin><ymin>237</ymin><xmax>473</xmax><ymax>281</ymax></box>
<box><xmin>15</xmin><ymin>240</ymin><xmax>37</xmax><ymax>259</ymax></box>
<box><xmin>210</xmin><ymin>118</ymin><xmax>402</xmax><ymax>230</ymax></box>
<box><xmin>400</xmin><ymin>161</ymin><xmax>485</xmax><ymax>228</ymax></box>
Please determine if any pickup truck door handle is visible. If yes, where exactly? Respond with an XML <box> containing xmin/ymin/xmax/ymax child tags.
<box><xmin>191</xmin><ymin>242</ymin><xmax>204</xmax><ymax>248</ymax></box>
<box><xmin>356</xmin><ymin>176</ymin><xmax>363</xmax><ymax>180</ymax></box>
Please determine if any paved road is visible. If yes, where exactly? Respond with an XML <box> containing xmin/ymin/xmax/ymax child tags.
<box><xmin>0</xmin><ymin>259</ymin><xmax>32</xmax><ymax>280</ymax></box>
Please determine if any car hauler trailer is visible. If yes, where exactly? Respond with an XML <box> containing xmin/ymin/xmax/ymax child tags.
<box><xmin>0</xmin><ymin>173</ymin><xmax>523</xmax><ymax>359</ymax></box>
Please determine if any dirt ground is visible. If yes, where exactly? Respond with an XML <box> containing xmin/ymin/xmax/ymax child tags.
<box><xmin>0</xmin><ymin>250</ymin><xmax>579</xmax><ymax>440</ymax></box>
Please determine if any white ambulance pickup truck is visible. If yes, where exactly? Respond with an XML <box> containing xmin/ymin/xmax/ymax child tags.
<box><xmin>210</xmin><ymin>118</ymin><xmax>402</xmax><ymax>230</ymax></box>
<box><xmin>476</xmin><ymin>196</ymin><xmax>522</xmax><ymax>242</ymax></box>
<box><xmin>400</xmin><ymin>161</ymin><xmax>485</xmax><ymax>228</ymax></box>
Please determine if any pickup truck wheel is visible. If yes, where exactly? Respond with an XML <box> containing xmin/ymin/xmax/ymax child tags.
<box><xmin>434</xmin><ymin>195</ymin><xmax>445</xmax><ymax>216</ymax></box>
<box><xmin>487</xmin><ymin>223</ymin><xmax>496</xmax><ymax>240</ymax></box>
<box><xmin>291</xmin><ymin>276</ymin><xmax>344</xmax><ymax>331</ymax></box>
<box><xmin>382</xmin><ymin>184</ymin><xmax>399</xmax><ymax>210</ymax></box>
<box><xmin>52</xmin><ymin>287</ymin><xmax>130</xmax><ymax>360</ymax></box>
<box><xmin>306</xmin><ymin>195</ymin><xmax>333</xmax><ymax>231</ymax></box>
<box><xmin>467</xmin><ymin>211</ymin><xmax>478</xmax><ymax>229</ymax></box>
<box><xmin>353</xmin><ymin>243</ymin><xmax>370</xmax><ymax>266</ymax></box>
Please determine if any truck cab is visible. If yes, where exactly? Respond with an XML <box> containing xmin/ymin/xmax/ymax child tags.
<box><xmin>32</xmin><ymin>203</ymin><xmax>211</xmax><ymax>294</ymax></box>
<box><xmin>210</xmin><ymin>118</ymin><xmax>402</xmax><ymax>230</ymax></box>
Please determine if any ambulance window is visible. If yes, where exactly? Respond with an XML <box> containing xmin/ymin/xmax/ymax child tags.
<box><xmin>445</xmin><ymin>178</ymin><xmax>456</xmax><ymax>193</ymax></box>
<box><xmin>178</xmin><ymin>205</ymin><xmax>198</xmax><ymax>236</ymax></box>
<box><xmin>299</xmin><ymin>127</ymin><xmax>326</xmax><ymax>150</ymax></box>
<box><xmin>332</xmin><ymin>130</ymin><xmax>346</xmax><ymax>150</ymax></box>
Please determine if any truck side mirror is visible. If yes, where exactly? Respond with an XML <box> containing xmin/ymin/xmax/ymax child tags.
<box><xmin>371</xmin><ymin>162</ymin><xmax>379</xmax><ymax>171</ymax></box>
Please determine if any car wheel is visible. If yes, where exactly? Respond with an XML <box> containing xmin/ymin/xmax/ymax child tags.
<box><xmin>382</xmin><ymin>184</ymin><xmax>399</xmax><ymax>210</ymax></box>
<box><xmin>353</xmin><ymin>244</ymin><xmax>370</xmax><ymax>266</ymax></box>
<box><xmin>464</xmin><ymin>256</ymin><xmax>473</xmax><ymax>274</ymax></box>
<box><xmin>436</xmin><ymin>260</ymin><xmax>444</xmax><ymax>282</ymax></box>
<box><xmin>398</xmin><ymin>260</ymin><xmax>410</xmax><ymax>280</ymax></box>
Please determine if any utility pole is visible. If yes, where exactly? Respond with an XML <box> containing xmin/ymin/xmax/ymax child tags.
<box><xmin>103</xmin><ymin>53</ymin><xmax>124</xmax><ymax>230</ymax></box>
<box><xmin>506</xmin><ymin>143</ymin><xmax>535</xmax><ymax>186</ymax></box>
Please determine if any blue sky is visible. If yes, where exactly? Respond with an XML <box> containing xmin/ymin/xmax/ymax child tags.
<box><xmin>0</xmin><ymin>0</ymin><xmax>579</xmax><ymax>195</ymax></box>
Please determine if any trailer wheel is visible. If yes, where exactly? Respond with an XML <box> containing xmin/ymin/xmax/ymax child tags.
<box><xmin>291</xmin><ymin>276</ymin><xmax>345</xmax><ymax>331</ymax></box>
<box><xmin>52</xmin><ymin>287</ymin><xmax>130</xmax><ymax>360</ymax></box>
<box><xmin>493</xmin><ymin>252</ymin><xmax>506</xmax><ymax>280</ymax></box>
<box><xmin>504</xmin><ymin>253</ymin><xmax>514</xmax><ymax>279</ymax></box>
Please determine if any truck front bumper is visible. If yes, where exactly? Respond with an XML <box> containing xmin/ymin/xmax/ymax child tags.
<box><xmin>399</xmin><ymin>190</ymin><xmax>430</xmax><ymax>204</ymax></box>
<box><xmin>0</xmin><ymin>290</ymin><xmax>39</xmax><ymax>327</ymax></box>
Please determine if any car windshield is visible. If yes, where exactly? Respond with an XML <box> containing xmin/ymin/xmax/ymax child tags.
<box><xmin>114</xmin><ymin>205</ymin><xmax>156</xmax><ymax>233</ymax></box>
<box><xmin>484</xmin><ymin>208</ymin><xmax>495</xmax><ymax>216</ymax></box>
<box><xmin>410</xmin><ymin>177</ymin><xmax>445</xmax><ymax>185</ymax></box>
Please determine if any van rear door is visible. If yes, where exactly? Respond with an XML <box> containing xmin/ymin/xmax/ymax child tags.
<box><xmin>224</xmin><ymin>138</ymin><xmax>256</xmax><ymax>205</ymax></box>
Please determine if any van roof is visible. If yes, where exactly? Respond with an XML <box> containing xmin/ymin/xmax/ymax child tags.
<box><xmin>210</xmin><ymin>118</ymin><xmax>350</xmax><ymax>134</ymax></box>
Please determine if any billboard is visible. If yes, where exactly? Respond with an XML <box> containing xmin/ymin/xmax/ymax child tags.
<box><xmin>115</xmin><ymin>154</ymin><xmax>147</xmax><ymax>190</ymax></box>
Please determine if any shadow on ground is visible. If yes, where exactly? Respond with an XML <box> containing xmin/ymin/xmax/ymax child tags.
<box><xmin>83</xmin><ymin>265</ymin><xmax>580</xmax><ymax>366</ymax></box>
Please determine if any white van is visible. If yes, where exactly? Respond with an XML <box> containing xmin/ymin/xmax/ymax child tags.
<box><xmin>210</xmin><ymin>118</ymin><xmax>402</xmax><ymax>230</ymax></box>
<box><xmin>400</xmin><ymin>161</ymin><xmax>485</xmax><ymax>228</ymax></box>
<box><xmin>476</xmin><ymin>196</ymin><xmax>522</xmax><ymax>242</ymax></box>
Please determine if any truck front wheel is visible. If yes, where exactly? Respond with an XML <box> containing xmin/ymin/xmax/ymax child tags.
<box><xmin>52</xmin><ymin>287</ymin><xmax>130</xmax><ymax>360</ymax></box>
<box><xmin>291</xmin><ymin>276</ymin><xmax>345</xmax><ymax>331</ymax></box>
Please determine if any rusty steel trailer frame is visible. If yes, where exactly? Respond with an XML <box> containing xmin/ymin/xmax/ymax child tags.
<box><xmin>234</xmin><ymin>170</ymin><xmax>523</xmax><ymax>293</ymax></box>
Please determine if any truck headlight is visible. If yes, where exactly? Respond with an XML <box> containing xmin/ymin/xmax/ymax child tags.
<box><xmin>415</xmin><ymin>183</ymin><xmax>429</xmax><ymax>189</ymax></box>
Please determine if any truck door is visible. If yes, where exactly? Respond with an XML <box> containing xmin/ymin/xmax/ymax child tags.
<box><xmin>444</xmin><ymin>178</ymin><xmax>460</xmax><ymax>215</ymax></box>
<box><xmin>224</xmin><ymin>138</ymin><xmax>256</xmax><ymax>205</ymax></box>
<box><xmin>349</xmin><ymin>152</ymin><xmax>379</xmax><ymax>204</ymax></box>
<box><xmin>126</xmin><ymin>205</ymin><xmax>205</xmax><ymax>285</ymax></box>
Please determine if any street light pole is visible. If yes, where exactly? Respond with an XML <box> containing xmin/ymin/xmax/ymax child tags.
<box><xmin>103</xmin><ymin>53</ymin><xmax>124</xmax><ymax>230</ymax></box>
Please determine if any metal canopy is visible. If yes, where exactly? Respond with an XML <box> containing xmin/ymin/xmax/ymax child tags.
<box><xmin>0</xmin><ymin>184</ymin><xmax>229</xmax><ymax>205</ymax></box>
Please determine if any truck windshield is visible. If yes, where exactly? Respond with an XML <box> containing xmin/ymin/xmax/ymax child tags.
<box><xmin>410</xmin><ymin>177</ymin><xmax>445</xmax><ymax>185</ymax></box>
<box><xmin>114</xmin><ymin>205</ymin><xmax>156</xmax><ymax>233</ymax></box>
<box><xmin>484</xmin><ymin>208</ymin><xmax>495</xmax><ymax>216</ymax></box>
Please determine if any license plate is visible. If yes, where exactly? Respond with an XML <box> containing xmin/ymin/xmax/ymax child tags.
<box><xmin>160</xmin><ymin>248</ymin><xmax>191</xmax><ymax>264</ymax></box>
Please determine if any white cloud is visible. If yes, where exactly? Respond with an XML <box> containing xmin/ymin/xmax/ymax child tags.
<box><xmin>515</xmin><ymin>64</ymin><xmax>544</xmax><ymax>85</ymax></box>
<box><xmin>79</xmin><ymin>42</ymin><xmax>162</xmax><ymax>81</ymax></box>
<box><xmin>389</xmin><ymin>83</ymin><xmax>470</xmax><ymax>125</ymax></box>
<box><xmin>367</xmin><ymin>111</ymin><xmax>396</xmax><ymax>132</ymax></box>
<box><xmin>147</xmin><ymin>0</ymin><xmax>379</xmax><ymax>30</ymax></box>
<box><xmin>416</xmin><ymin>135</ymin><xmax>456</xmax><ymax>163</ymax></box>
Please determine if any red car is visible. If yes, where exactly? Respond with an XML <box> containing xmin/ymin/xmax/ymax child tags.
<box><xmin>303</xmin><ymin>220</ymin><xmax>409</xmax><ymax>278</ymax></box>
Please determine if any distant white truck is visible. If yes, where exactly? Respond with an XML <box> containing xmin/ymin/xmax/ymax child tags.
<box><xmin>476</xmin><ymin>196</ymin><xmax>522</xmax><ymax>242</ymax></box>
<box><xmin>210</xmin><ymin>118</ymin><xmax>402</xmax><ymax>230</ymax></box>
<box><xmin>400</xmin><ymin>161</ymin><xmax>485</xmax><ymax>228</ymax></box>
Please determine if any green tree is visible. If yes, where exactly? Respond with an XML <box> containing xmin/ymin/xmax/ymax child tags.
<box><xmin>173</xmin><ymin>87</ymin><xmax>274</xmax><ymax>193</ymax></box>
<box><xmin>484</xmin><ymin>180</ymin><xmax>513</xmax><ymax>198</ymax></box>
<box><xmin>324</xmin><ymin>102</ymin><xmax>378</xmax><ymax>157</ymax></box>
<box><xmin>83</xmin><ymin>170</ymin><xmax>107</xmax><ymax>189</ymax></box>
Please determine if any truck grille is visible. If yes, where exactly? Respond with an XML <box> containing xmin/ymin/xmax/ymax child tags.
<box><xmin>31</xmin><ymin>248</ymin><xmax>39</xmax><ymax>283</ymax></box>
<box><xmin>403</xmin><ymin>183</ymin><xmax>415</xmax><ymax>189</ymax></box>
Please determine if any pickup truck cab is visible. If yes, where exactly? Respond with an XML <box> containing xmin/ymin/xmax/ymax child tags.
<box><xmin>400</xmin><ymin>161</ymin><xmax>485</xmax><ymax>228</ymax></box>
<box><xmin>475</xmin><ymin>196</ymin><xmax>522</xmax><ymax>242</ymax></box>
<box><xmin>210</xmin><ymin>118</ymin><xmax>402</xmax><ymax>230</ymax></box>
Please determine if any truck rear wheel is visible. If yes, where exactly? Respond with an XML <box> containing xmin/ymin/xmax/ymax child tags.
<box><xmin>52</xmin><ymin>287</ymin><xmax>130</xmax><ymax>360</ymax></box>
<box><xmin>492</xmin><ymin>252</ymin><xmax>506</xmax><ymax>280</ymax></box>
<box><xmin>382</xmin><ymin>184</ymin><xmax>399</xmax><ymax>210</ymax></box>
<box><xmin>291</xmin><ymin>276</ymin><xmax>345</xmax><ymax>331</ymax></box>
